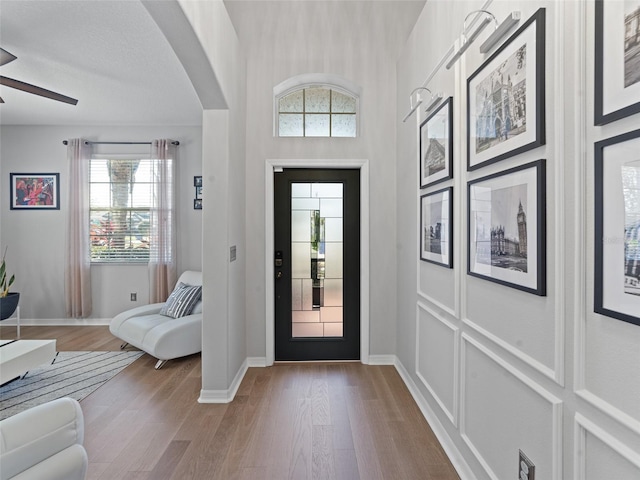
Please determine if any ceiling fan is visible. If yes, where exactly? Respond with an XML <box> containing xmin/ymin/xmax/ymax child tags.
<box><xmin>0</xmin><ymin>47</ymin><xmax>78</xmax><ymax>105</ymax></box>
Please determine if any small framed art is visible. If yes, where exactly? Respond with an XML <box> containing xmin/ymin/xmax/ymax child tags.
<box><xmin>468</xmin><ymin>160</ymin><xmax>546</xmax><ymax>295</ymax></box>
<box><xmin>467</xmin><ymin>8</ymin><xmax>546</xmax><ymax>171</ymax></box>
<box><xmin>594</xmin><ymin>129</ymin><xmax>640</xmax><ymax>326</ymax></box>
<box><xmin>10</xmin><ymin>173</ymin><xmax>60</xmax><ymax>210</ymax></box>
<box><xmin>194</xmin><ymin>175</ymin><xmax>203</xmax><ymax>187</ymax></box>
<box><xmin>420</xmin><ymin>186</ymin><xmax>453</xmax><ymax>268</ymax></box>
<box><xmin>194</xmin><ymin>198</ymin><xmax>203</xmax><ymax>210</ymax></box>
<box><xmin>594</xmin><ymin>0</ymin><xmax>640</xmax><ymax>125</ymax></box>
<box><xmin>420</xmin><ymin>97</ymin><xmax>453</xmax><ymax>188</ymax></box>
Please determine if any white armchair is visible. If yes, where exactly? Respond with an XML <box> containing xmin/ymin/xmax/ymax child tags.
<box><xmin>109</xmin><ymin>271</ymin><xmax>202</xmax><ymax>369</ymax></box>
<box><xmin>0</xmin><ymin>397</ymin><xmax>87</xmax><ymax>480</ymax></box>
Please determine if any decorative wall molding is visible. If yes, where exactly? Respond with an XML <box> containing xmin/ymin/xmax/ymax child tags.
<box><xmin>460</xmin><ymin>333</ymin><xmax>563</xmax><ymax>480</ymax></box>
<box><xmin>551</xmin><ymin>0</ymin><xmax>567</xmax><ymax>389</ymax></box>
<box><xmin>462</xmin><ymin>316</ymin><xmax>558</xmax><ymax>382</ymax></box>
<box><xmin>574</xmin><ymin>413</ymin><xmax>640</xmax><ymax>479</ymax></box>
<box><xmin>416</xmin><ymin>301</ymin><xmax>459</xmax><ymax>426</ymax></box>
<box><xmin>572</xmin><ymin>0</ymin><xmax>640</xmax><ymax>436</ymax></box>
<box><xmin>575</xmin><ymin>389</ymin><xmax>640</xmax><ymax>436</ymax></box>
<box><xmin>394</xmin><ymin>356</ymin><xmax>476</xmax><ymax>480</ymax></box>
<box><xmin>416</xmin><ymin>290</ymin><xmax>457</xmax><ymax>319</ymax></box>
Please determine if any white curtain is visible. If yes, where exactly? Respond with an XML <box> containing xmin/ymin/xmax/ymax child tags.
<box><xmin>65</xmin><ymin>139</ymin><xmax>92</xmax><ymax>317</ymax></box>
<box><xmin>149</xmin><ymin>139</ymin><xmax>177</xmax><ymax>303</ymax></box>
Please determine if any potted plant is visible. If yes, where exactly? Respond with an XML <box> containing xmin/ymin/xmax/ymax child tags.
<box><xmin>0</xmin><ymin>247</ymin><xmax>19</xmax><ymax>321</ymax></box>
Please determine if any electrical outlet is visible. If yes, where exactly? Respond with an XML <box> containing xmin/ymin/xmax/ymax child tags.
<box><xmin>519</xmin><ymin>450</ymin><xmax>535</xmax><ymax>480</ymax></box>
<box><xmin>130</xmin><ymin>293</ymin><xmax>137</xmax><ymax>302</ymax></box>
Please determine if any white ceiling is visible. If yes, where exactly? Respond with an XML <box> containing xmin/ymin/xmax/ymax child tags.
<box><xmin>0</xmin><ymin>0</ymin><xmax>202</xmax><ymax>126</ymax></box>
<box><xmin>0</xmin><ymin>0</ymin><xmax>425</xmax><ymax>127</ymax></box>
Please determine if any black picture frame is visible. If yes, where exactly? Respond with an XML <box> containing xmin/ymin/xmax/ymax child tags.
<box><xmin>594</xmin><ymin>129</ymin><xmax>640</xmax><ymax>326</ymax></box>
<box><xmin>194</xmin><ymin>198</ymin><xmax>203</xmax><ymax>210</ymax></box>
<box><xmin>594</xmin><ymin>0</ymin><xmax>640</xmax><ymax>125</ymax></box>
<box><xmin>467</xmin><ymin>159</ymin><xmax>546</xmax><ymax>295</ymax></box>
<box><xmin>420</xmin><ymin>97</ymin><xmax>453</xmax><ymax>188</ymax></box>
<box><xmin>10</xmin><ymin>173</ymin><xmax>60</xmax><ymax>210</ymax></box>
<box><xmin>194</xmin><ymin>175</ymin><xmax>202</xmax><ymax>187</ymax></box>
<box><xmin>467</xmin><ymin>8</ymin><xmax>546</xmax><ymax>171</ymax></box>
<box><xmin>420</xmin><ymin>186</ymin><xmax>453</xmax><ymax>268</ymax></box>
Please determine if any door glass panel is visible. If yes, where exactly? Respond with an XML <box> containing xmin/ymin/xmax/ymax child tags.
<box><xmin>324</xmin><ymin>243</ymin><xmax>343</xmax><ymax>278</ymax></box>
<box><xmin>291</xmin><ymin>182</ymin><xmax>343</xmax><ymax>338</ymax></box>
<box><xmin>323</xmin><ymin>279</ymin><xmax>343</xmax><ymax>307</ymax></box>
<box><xmin>292</xmin><ymin>243</ymin><xmax>311</xmax><ymax>278</ymax></box>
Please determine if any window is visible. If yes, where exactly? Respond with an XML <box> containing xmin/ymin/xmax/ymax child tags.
<box><xmin>89</xmin><ymin>156</ymin><xmax>157</xmax><ymax>263</ymax></box>
<box><xmin>277</xmin><ymin>86</ymin><xmax>358</xmax><ymax>137</ymax></box>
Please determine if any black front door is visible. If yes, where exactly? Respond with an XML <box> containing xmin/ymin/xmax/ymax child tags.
<box><xmin>274</xmin><ymin>168</ymin><xmax>360</xmax><ymax>361</ymax></box>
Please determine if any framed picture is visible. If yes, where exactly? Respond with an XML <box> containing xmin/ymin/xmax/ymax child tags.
<box><xmin>594</xmin><ymin>0</ymin><xmax>640</xmax><ymax>125</ymax></box>
<box><xmin>468</xmin><ymin>159</ymin><xmax>546</xmax><ymax>295</ymax></box>
<box><xmin>467</xmin><ymin>8</ymin><xmax>546</xmax><ymax>171</ymax></box>
<box><xmin>594</xmin><ymin>129</ymin><xmax>640</xmax><ymax>326</ymax></box>
<box><xmin>195</xmin><ymin>186</ymin><xmax>203</xmax><ymax>199</ymax></box>
<box><xmin>420</xmin><ymin>97</ymin><xmax>453</xmax><ymax>188</ymax></box>
<box><xmin>194</xmin><ymin>198</ymin><xmax>203</xmax><ymax>210</ymax></box>
<box><xmin>420</xmin><ymin>187</ymin><xmax>453</xmax><ymax>268</ymax></box>
<box><xmin>10</xmin><ymin>173</ymin><xmax>60</xmax><ymax>210</ymax></box>
<box><xmin>194</xmin><ymin>175</ymin><xmax>202</xmax><ymax>187</ymax></box>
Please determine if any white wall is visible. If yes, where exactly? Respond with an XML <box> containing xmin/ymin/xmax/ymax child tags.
<box><xmin>0</xmin><ymin>125</ymin><xmax>202</xmax><ymax>321</ymax></box>
<box><xmin>397</xmin><ymin>1</ymin><xmax>640</xmax><ymax>479</ymax></box>
<box><xmin>240</xmin><ymin>1</ymin><xmax>400</xmax><ymax>360</ymax></box>
<box><xmin>176</xmin><ymin>0</ymin><xmax>247</xmax><ymax>394</ymax></box>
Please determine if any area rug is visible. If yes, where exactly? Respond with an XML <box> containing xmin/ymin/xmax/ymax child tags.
<box><xmin>0</xmin><ymin>350</ymin><xmax>144</xmax><ymax>420</ymax></box>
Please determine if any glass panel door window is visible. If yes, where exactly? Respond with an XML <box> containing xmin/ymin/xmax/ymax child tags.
<box><xmin>291</xmin><ymin>183</ymin><xmax>343</xmax><ymax>337</ymax></box>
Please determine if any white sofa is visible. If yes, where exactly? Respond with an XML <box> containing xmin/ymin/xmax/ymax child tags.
<box><xmin>0</xmin><ymin>397</ymin><xmax>88</xmax><ymax>480</ymax></box>
<box><xmin>109</xmin><ymin>270</ymin><xmax>202</xmax><ymax>369</ymax></box>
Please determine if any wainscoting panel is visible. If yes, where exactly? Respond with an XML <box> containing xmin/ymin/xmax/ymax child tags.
<box><xmin>574</xmin><ymin>414</ymin><xmax>640</xmax><ymax>480</ymax></box>
<box><xmin>460</xmin><ymin>334</ymin><xmax>562</xmax><ymax>480</ymax></box>
<box><xmin>416</xmin><ymin>301</ymin><xmax>459</xmax><ymax>426</ymax></box>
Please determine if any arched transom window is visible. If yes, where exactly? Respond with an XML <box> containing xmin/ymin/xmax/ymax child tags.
<box><xmin>277</xmin><ymin>86</ymin><xmax>358</xmax><ymax>137</ymax></box>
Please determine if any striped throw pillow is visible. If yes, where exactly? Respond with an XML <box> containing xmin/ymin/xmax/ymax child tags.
<box><xmin>160</xmin><ymin>282</ymin><xmax>202</xmax><ymax>318</ymax></box>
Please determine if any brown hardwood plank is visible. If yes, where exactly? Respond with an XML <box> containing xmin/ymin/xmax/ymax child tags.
<box><xmin>1</xmin><ymin>327</ymin><xmax>460</xmax><ymax>480</ymax></box>
<box><xmin>147</xmin><ymin>440</ymin><xmax>190</xmax><ymax>480</ymax></box>
<box><xmin>312</xmin><ymin>425</ymin><xmax>337</xmax><ymax>480</ymax></box>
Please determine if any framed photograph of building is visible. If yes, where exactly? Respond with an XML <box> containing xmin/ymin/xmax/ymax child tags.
<box><xmin>10</xmin><ymin>173</ymin><xmax>60</xmax><ymax>210</ymax></box>
<box><xmin>595</xmin><ymin>0</ymin><xmax>640</xmax><ymax>125</ymax></box>
<box><xmin>594</xmin><ymin>129</ymin><xmax>640</xmax><ymax>326</ymax></box>
<box><xmin>420</xmin><ymin>97</ymin><xmax>453</xmax><ymax>188</ymax></box>
<box><xmin>467</xmin><ymin>8</ymin><xmax>546</xmax><ymax>171</ymax></box>
<box><xmin>468</xmin><ymin>160</ymin><xmax>546</xmax><ymax>295</ymax></box>
<box><xmin>420</xmin><ymin>187</ymin><xmax>453</xmax><ymax>268</ymax></box>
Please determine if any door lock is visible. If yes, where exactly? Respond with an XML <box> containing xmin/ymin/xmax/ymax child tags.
<box><xmin>276</xmin><ymin>271</ymin><xmax>283</xmax><ymax>279</ymax></box>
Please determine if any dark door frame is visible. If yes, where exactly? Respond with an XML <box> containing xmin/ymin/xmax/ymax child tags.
<box><xmin>265</xmin><ymin>159</ymin><xmax>370</xmax><ymax>365</ymax></box>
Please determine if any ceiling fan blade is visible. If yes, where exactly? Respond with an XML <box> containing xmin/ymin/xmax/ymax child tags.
<box><xmin>0</xmin><ymin>76</ymin><xmax>78</xmax><ymax>105</ymax></box>
<box><xmin>0</xmin><ymin>48</ymin><xmax>17</xmax><ymax>66</ymax></box>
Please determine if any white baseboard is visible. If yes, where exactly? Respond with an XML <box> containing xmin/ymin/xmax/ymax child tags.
<box><xmin>392</xmin><ymin>356</ymin><xmax>476</xmax><ymax>480</ymax></box>
<box><xmin>247</xmin><ymin>357</ymin><xmax>267</xmax><ymax>367</ymax></box>
<box><xmin>198</xmin><ymin>358</ymin><xmax>249</xmax><ymax>404</ymax></box>
<box><xmin>0</xmin><ymin>318</ymin><xmax>111</xmax><ymax>326</ymax></box>
<box><xmin>367</xmin><ymin>354</ymin><xmax>396</xmax><ymax>365</ymax></box>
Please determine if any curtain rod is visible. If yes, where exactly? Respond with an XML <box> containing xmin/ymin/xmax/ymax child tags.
<box><xmin>62</xmin><ymin>140</ymin><xmax>180</xmax><ymax>146</ymax></box>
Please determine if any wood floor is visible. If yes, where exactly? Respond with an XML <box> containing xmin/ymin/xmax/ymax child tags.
<box><xmin>0</xmin><ymin>325</ymin><xmax>459</xmax><ymax>480</ymax></box>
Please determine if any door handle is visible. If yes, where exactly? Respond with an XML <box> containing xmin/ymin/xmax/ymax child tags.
<box><xmin>276</xmin><ymin>271</ymin><xmax>283</xmax><ymax>279</ymax></box>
